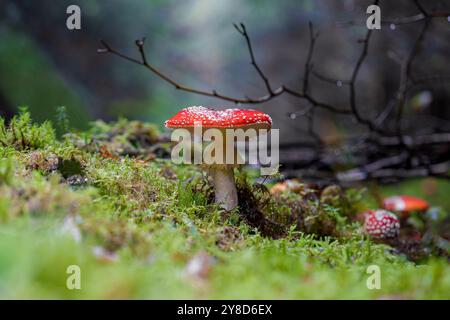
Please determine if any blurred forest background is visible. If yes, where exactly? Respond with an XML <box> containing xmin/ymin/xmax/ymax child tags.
<box><xmin>1</xmin><ymin>0</ymin><xmax>450</xmax><ymax>182</ymax></box>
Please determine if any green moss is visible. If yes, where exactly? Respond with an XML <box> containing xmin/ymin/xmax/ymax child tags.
<box><xmin>0</xmin><ymin>114</ymin><xmax>448</xmax><ymax>299</ymax></box>
<box><xmin>0</xmin><ymin>108</ymin><xmax>56</xmax><ymax>150</ymax></box>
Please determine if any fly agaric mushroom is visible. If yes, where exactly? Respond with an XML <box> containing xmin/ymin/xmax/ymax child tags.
<box><xmin>382</xmin><ymin>195</ymin><xmax>429</xmax><ymax>215</ymax></box>
<box><xmin>165</xmin><ymin>106</ymin><xmax>272</xmax><ymax>211</ymax></box>
<box><xmin>364</xmin><ymin>209</ymin><xmax>400</xmax><ymax>239</ymax></box>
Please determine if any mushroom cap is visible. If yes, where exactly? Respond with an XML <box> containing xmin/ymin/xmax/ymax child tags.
<box><xmin>364</xmin><ymin>209</ymin><xmax>400</xmax><ymax>239</ymax></box>
<box><xmin>270</xmin><ymin>179</ymin><xmax>303</xmax><ymax>195</ymax></box>
<box><xmin>382</xmin><ymin>195</ymin><xmax>429</xmax><ymax>213</ymax></box>
<box><xmin>164</xmin><ymin>106</ymin><xmax>272</xmax><ymax>129</ymax></box>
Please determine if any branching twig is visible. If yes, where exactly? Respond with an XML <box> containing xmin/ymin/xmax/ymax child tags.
<box><xmin>99</xmin><ymin>0</ymin><xmax>450</xmax><ymax>183</ymax></box>
<box><xmin>395</xmin><ymin>16</ymin><xmax>431</xmax><ymax>146</ymax></box>
<box><xmin>99</xmin><ymin>31</ymin><xmax>352</xmax><ymax>115</ymax></box>
<box><xmin>302</xmin><ymin>22</ymin><xmax>319</xmax><ymax>95</ymax></box>
<box><xmin>233</xmin><ymin>23</ymin><xmax>274</xmax><ymax>95</ymax></box>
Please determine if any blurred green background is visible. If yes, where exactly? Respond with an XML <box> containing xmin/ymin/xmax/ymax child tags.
<box><xmin>2</xmin><ymin>0</ymin><xmax>449</xmax><ymax>138</ymax></box>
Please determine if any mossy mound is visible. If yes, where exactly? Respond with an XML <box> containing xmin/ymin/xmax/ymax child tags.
<box><xmin>0</xmin><ymin>110</ymin><xmax>448</xmax><ymax>299</ymax></box>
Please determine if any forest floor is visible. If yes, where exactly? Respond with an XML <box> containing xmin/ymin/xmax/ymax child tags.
<box><xmin>0</xmin><ymin>110</ymin><xmax>449</xmax><ymax>299</ymax></box>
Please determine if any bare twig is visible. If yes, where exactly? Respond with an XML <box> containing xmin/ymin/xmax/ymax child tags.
<box><xmin>233</xmin><ymin>23</ymin><xmax>274</xmax><ymax>95</ymax></box>
<box><xmin>99</xmin><ymin>30</ymin><xmax>351</xmax><ymax>114</ymax></box>
<box><xmin>394</xmin><ymin>17</ymin><xmax>431</xmax><ymax>146</ymax></box>
<box><xmin>302</xmin><ymin>22</ymin><xmax>319</xmax><ymax>94</ymax></box>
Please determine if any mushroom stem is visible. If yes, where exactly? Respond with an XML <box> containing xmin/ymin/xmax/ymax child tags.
<box><xmin>208</xmin><ymin>166</ymin><xmax>238</xmax><ymax>211</ymax></box>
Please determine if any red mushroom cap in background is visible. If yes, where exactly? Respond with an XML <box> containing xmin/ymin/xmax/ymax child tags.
<box><xmin>270</xmin><ymin>179</ymin><xmax>303</xmax><ymax>195</ymax></box>
<box><xmin>382</xmin><ymin>195</ymin><xmax>429</xmax><ymax>214</ymax></box>
<box><xmin>164</xmin><ymin>106</ymin><xmax>272</xmax><ymax>129</ymax></box>
<box><xmin>364</xmin><ymin>209</ymin><xmax>400</xmax><ymax>239</ymax></box>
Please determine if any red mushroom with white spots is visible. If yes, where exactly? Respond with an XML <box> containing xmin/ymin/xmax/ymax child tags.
<box><xmin>382</xmin><ymin>195</ymin><xmax>429</xmax><ymax>215</ymax></box>
<box><xmin>364</xmin><ymin>209</ymin><xmax>400</xmax><ymax>239</ymax></box>
<box><xmin>165</xmin><ymin>106</ymin><xmax>272</xmax><ymax>211</ymax></box>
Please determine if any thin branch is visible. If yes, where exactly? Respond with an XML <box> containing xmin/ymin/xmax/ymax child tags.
<box><xmin>99</xmin><ymin>31</ymin><xmax>351</xmax><ymax>114</ymax></box>
<box><xmin>395</xmin><ymin>17</ymin><xmax>431</xmax><ymax>146</ymax></box>
<box><xmin>100</xmin><ymin>39</ymin><xmax>281</xmax><ymax>104</ymax></box>
<box><xmin>413</xmin><ymin>0</ymin><xmax>428</xmax><ymax>17</ymax></box>
<box><xmin>233</xmin><ymin>23</ymin><xmax>274</xmax><ymax>95</ymax></box>
<box><xmin>99</xmin><ymin>0</ymin><xmax>450</xmax><ymax>184</ymax></box>
<box><xmin>348</xmin><ymin>26</ymin><xmax>386</xmax><ymax>134</ymax></box>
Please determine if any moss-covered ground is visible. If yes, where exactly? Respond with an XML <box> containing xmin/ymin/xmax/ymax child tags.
<box><xmin>0</xmin><ymin>110</ymin><xmax>448</xmax><ymax>299</ymax></box>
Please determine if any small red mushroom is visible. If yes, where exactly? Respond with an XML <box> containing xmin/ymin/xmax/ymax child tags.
<box><xmin>165</xmin><ymin>106</ymin><xmax>272</xmax><ymax>211</ymax></box>
<box><xmin>270</xmin><ymin>179</ymin><xmax>303</xmax><ymax>195</ymax></box>
<box><xmin>382</xmin><ymin>195</ymin><xmax>429</xmax><ymax>214</ymax></box>
<box><xmin>364</xmin><ymin>209</ymin><xmax>400</xmax><ymax>239</ymax></box>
